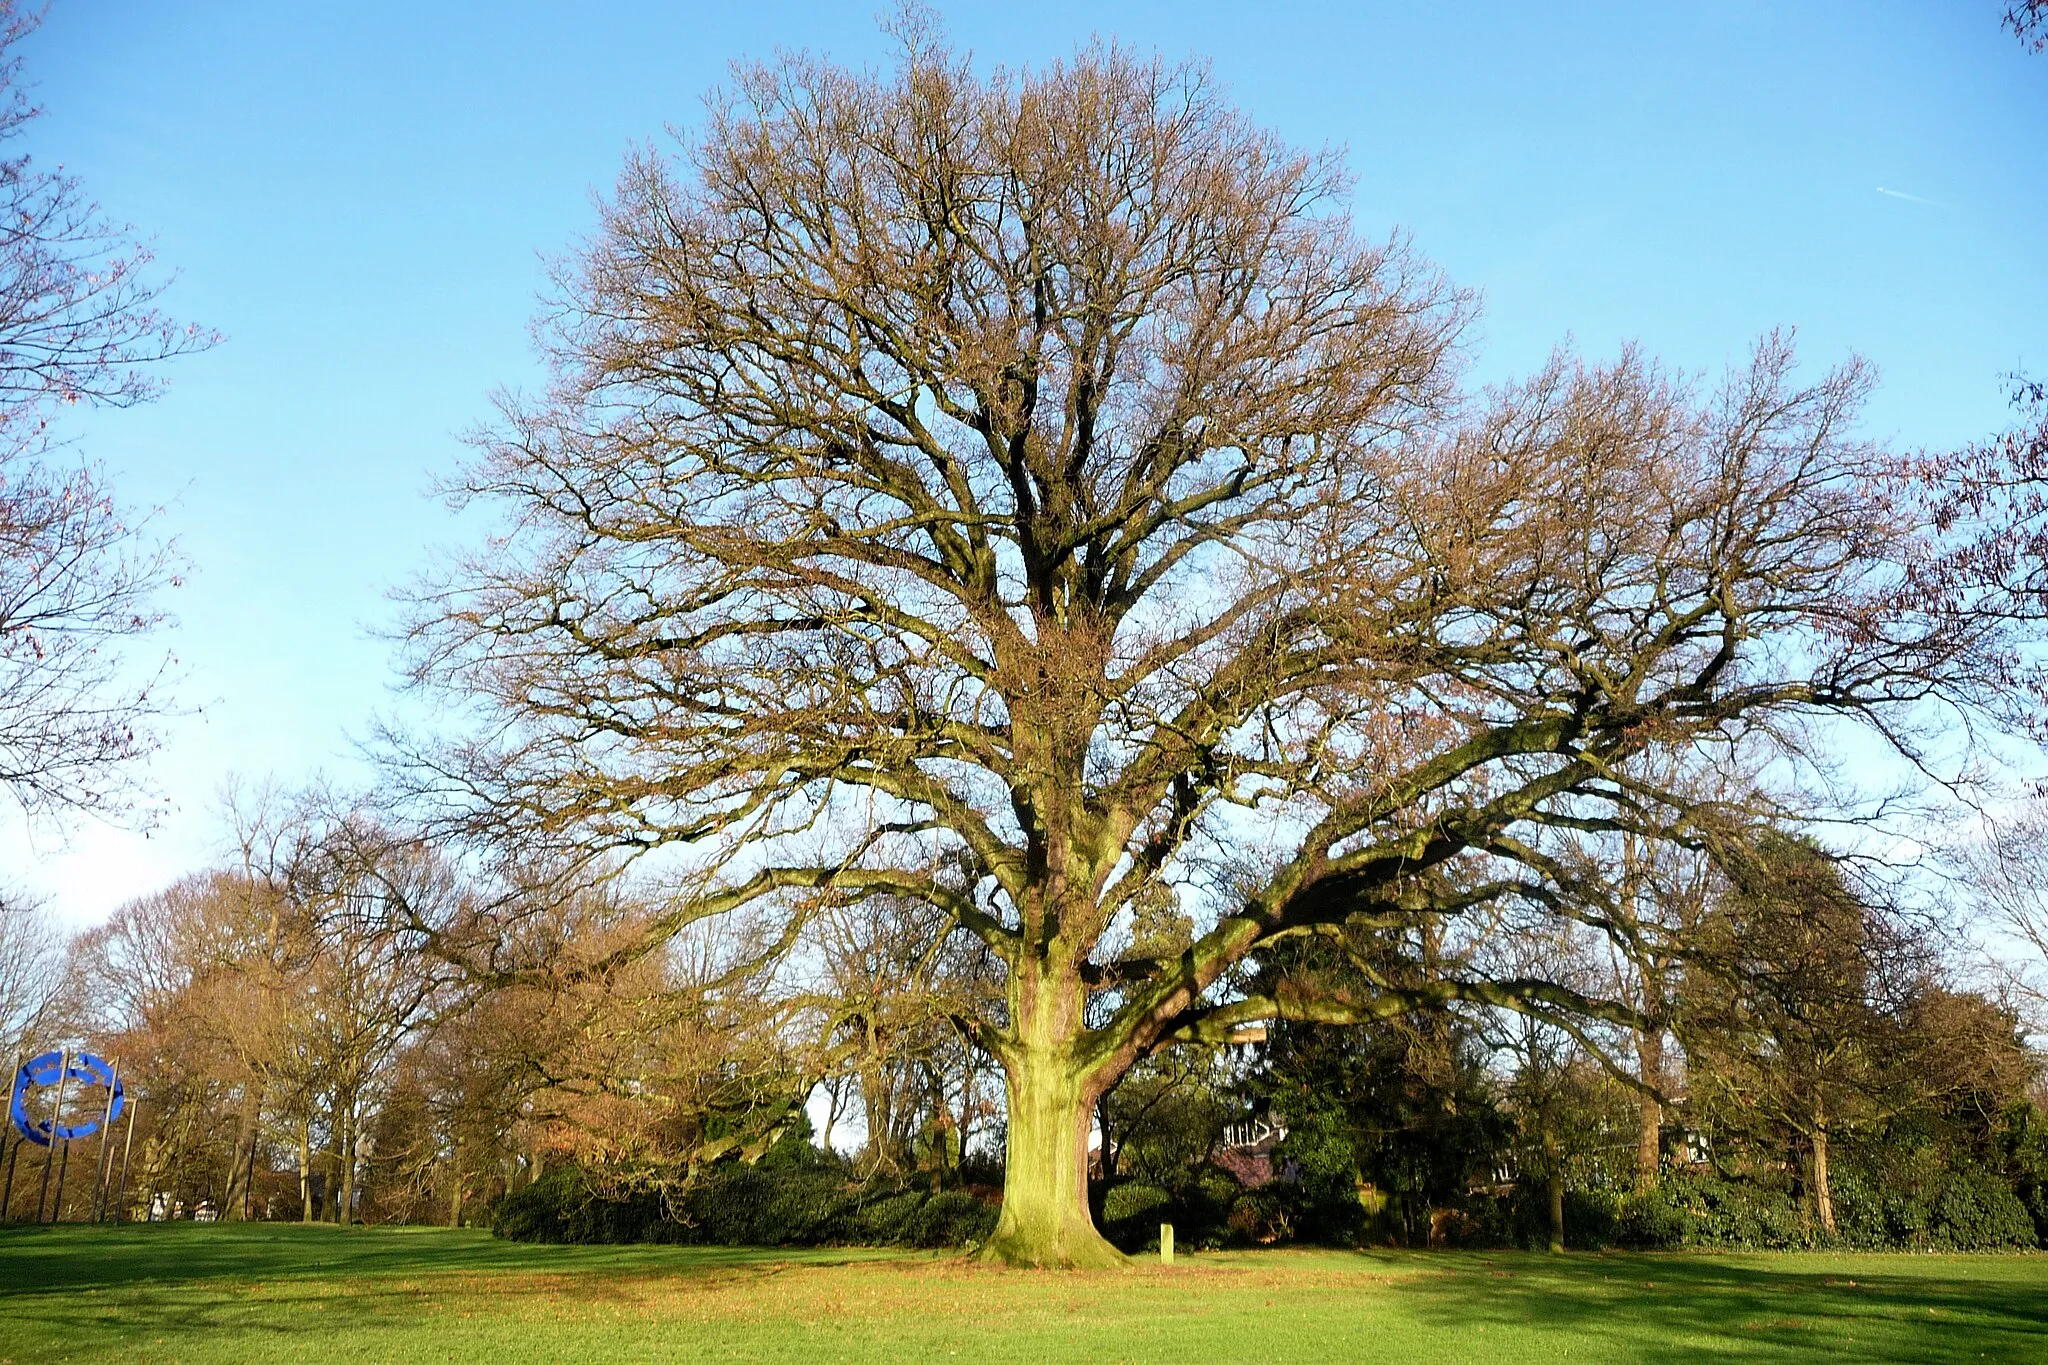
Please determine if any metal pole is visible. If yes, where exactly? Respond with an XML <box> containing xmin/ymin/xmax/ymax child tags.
<box><xmin>34</xmin><ymin>1049</ymin><xmax>69</xmax><ymax>1223</ymax></box>
<box><xmin>51</xmin><ymin>1131</ymin><xmax>72</xmax><ymax>1223</ymax></box>
<box><xmin>112</xmin><ymin>1096</ymin><xmax>138</xmax><ymax>1225</ymax></box>
<box><xmin>0</xmin><ymin>1052</ymin><xmax>17</xmax><ymax>1218</ymax></box>
<box><xmin>90</xmin><ymin>1060</ymin><xmax>119</xmax><ymax>1222</ymax></box>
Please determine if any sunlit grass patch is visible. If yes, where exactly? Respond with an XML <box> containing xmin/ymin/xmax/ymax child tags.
<box><xmin>1</xmin><ymin>1223</ymin><xmax>2044</xmax><ymax>1363</ymax></box>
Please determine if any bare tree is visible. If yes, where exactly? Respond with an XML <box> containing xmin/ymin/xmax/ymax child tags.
<box><xmin>2010</xmin><ymin>1</ymin><xmax>2048</xmax><ymax>52</ymax></box>
<box><xmin>1561</xmin><ymin>759</ymin><xmax>1740</xmax><ymax>1187</ymax></box>
<box><xmin>72</xmin><ymin>872</ymin><xmax>294</xmax><ymax>1218</ymax></box>
<box><xmin>812</xmin><ymin>893</ymin><xmax>999</xmax><ymax>1179</ymax></box>
<box><xmin>283</xmin><ymin>813</ymin><xmax>454</xmax><ymax>1221</ymax></box>
<box><xmin>0</xmin><ymin>896</ymin><xmax>61</xmax><ymax>1056</ymax></box>
<box><xmin>402</xmin><ymin>24</ymin><xmax>2000</xmax><ymax>1264</ymax></box>
<box><xmin>416</xmin><ymin>872</ymin><xmax>814</xmax><ymax>1198</ymax></box>
<box><xmin>0</xmin><ymin>1</ymin><xmax>211</xmax><ymax>821</ymax></box>
<box><xmin>1960</xmin><ymin>801</ymin><xmax>2048</xmax><ymax>1015</ymax></box>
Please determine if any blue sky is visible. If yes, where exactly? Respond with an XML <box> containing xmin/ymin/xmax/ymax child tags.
<box><xmin>8</xmin><ymin>1</ymin><xmax>2045</xmax><ymax>925</ymax></box>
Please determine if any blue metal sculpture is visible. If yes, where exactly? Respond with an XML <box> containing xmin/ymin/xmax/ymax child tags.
<box><xmin>9</xmin><ymin>1052</ymin><xmax>124</xmax><ymax>1147</ymax></box>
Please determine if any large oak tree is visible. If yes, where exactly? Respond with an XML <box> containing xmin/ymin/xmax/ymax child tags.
<box><xmin>407</xmin><ymin>28</ymin><xmax>1994</xmax><ymax>1265</ymax></box>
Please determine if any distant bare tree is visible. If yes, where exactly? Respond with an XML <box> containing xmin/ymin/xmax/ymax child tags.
<box><xmin>1960</xmin><ymin>801</ymin><xmax>2048</xmax><ymax>1013</ymax></box>
<box><xmin>0</xmin><ymin>895</ymin><xmax>62</xmax><ymax>1068</ymax></box>
<box><xmin>813</xmin><ymin>894</ymin><xmax>1000</xmax><ymax>1178</ymax></box>
<box><xmin>282</xmin><ymin>812</ymin><xmax>456</xmax><ymax>1221</ymax></box>
<box><xmin>73</xmin><ymin>872</ymin><xmax>293</xmax><ymax>1218</ymax></box>
<box><xmin>1558</xmin><ymin>758</ymin><xmax>1744</xmax><ymax>1187</ymax></box>
<box><xmin>0</xmin><ymin>0</ymin><xmax>211</xmax><ymax>820</ymax></box>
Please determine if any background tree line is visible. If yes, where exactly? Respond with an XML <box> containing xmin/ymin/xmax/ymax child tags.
<box><xmin>8</xmin><ymin>786</ymin><xmax>2048</xmax><ymax>1260</ymax></box>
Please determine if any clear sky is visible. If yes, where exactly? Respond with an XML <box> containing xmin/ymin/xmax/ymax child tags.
<box><xmin>6</xmin><ymin>1</ymin><xmax>2045</xmax><ymax>927</ymax></box>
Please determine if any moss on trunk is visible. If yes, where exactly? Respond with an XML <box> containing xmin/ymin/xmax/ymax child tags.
<box><xmin>977</xmin><ymin>1053</ymin><xmax>1126</xmax><ymax>1269</ymax></box>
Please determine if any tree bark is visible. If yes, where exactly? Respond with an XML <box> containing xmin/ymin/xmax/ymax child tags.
<box><xmin>1096</xmin><ymin>1090</ymin><xmax>1116</xmax><ymax>1180</ymax></box>
<box><xmin>449</xmin><ymin>1146</ymin><xmax>463</xmax><ymax>1228</ymax></box>
<box><xmin>862</xmin><ymin>1052</ymin><xmax>896</xmax><ymax>1175</ymax></box>
<box><xmin>1543</xmin><ymin>1126</ymin><xmax>1565</xmax><ymax>1254</ymax></box>
<box><xmin>1635</xmin><ymin>1028</ymin><xmax>1663</xmax><ymax>1188</ymax></box>
<box><xmin>1812</xmin><ymin>1102</ymin><xmax>1835</xmax><ymax>1237</ymax></box>
<box><xmin>978</xmin><ymin>1050</ymin><xmax>1124</xmax><ymax>1269</ymax></box>
<box><xmin>820</xmin><ymin>1077</ymin><xmax>843</xmax><ymax>1155</ymax></box>
<box><xmin>222</xmin><ymin>1087</ymin><xmax>260</xmax><ymax>1221</ymax></box>
<box><xmin>297</xmin><ymin>1123</ymin><xmax>313</xmax><ymax>1223</ymax></box>
<box><xmin>337</xmin><ymin>1103</ymin><xmax>357</xmax><ymax>1224</ymax></box>
<box><xmin>957</xmin><ymin>1051</ymin><xmax>978</xmax><ymax>1176</ymax></box>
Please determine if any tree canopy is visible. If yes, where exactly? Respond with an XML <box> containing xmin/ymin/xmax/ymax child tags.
<box><xmin>401</xmin><ymin>24</ymin><xmax>2002</xmax><ymax>1265</ymax></box>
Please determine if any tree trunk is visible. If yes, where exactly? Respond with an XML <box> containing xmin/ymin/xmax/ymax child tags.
<box><xmin>222</xmin><ymin>1081</ymin><xmax>263</xmax><ymax>1219</ymax></box>
<box><xmin>241</xmin><ymin>1131</ymin><xmax>258</xmax><ymax>1221</ymax></box>
<box><xmin>297</xmin><ymin>1123</ymin><xmax>313</xmax><ymax>1224</ymax></box>
<box><xmin>1812</xmin><ymin>1103</ymin><xmax>1835</xmax><ymax>1237</ymax></box>
<box><xmin>820</xmin><ymin>1077</ymin><xmax>843</xmax><ymax>1154</ymax></box>
<box><xmin>1635</xmin><ymin>1028</ymin><xmax>1662</xmax><ymax>1188</ymax></box>
<box><xmin>449</xmin><ymin>1147</ymin><xmax>463</xmax><ymax>1228</ymax></box>
<box><xmin>957</xmin><ymin>1052</ymin><xmax>978</xmax><ymax>1174</ymax></box>
<box><xmin>1087</xmin><ymin>1089</ymin><xmax>1112</xmax><ymax>1225</ymax></box>
<box><xmin>979</xmin><ymin>1051</ymin><xmax>1124</xmax><ymax>1269</ymax></box>
<box><xmin>1096</xmin><ymin>1090</ymin><xmax>1115</xmax><ymax>1180</ymax></box>
<box><xmin>1543</xmin><ymin>1126</ymin><xmax>1565</xmax><ymax>1254</ymax></box>
<box><xmin>338</xmin><ymin>1105</ymin><xmax>357</xmax><ymax>1224</ymax></box>
<box><xmin>860</xmin><ymin>1045</ymin><xmax>898</xmax><ymax>1176</ymax></box>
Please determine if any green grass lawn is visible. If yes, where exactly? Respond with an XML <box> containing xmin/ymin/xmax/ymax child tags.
<box><xmin>2</xmin><ymin>1223</ymin><xmax>2045</xmax><ymax>1363</ymax></box>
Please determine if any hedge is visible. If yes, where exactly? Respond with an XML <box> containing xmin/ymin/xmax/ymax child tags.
<box><xmin>489</xmin><ymin>1162</ymin><xmax>996</xmax><ymax>1249</ymax></box>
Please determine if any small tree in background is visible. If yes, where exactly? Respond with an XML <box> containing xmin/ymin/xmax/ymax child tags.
<box><xmin>1681</xmin><ymin>832</ymin><xmax>1921</xmax><ymax>1236</ymax></box>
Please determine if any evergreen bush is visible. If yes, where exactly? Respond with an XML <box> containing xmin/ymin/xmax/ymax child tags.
<box><xmin>489</xmin><ymin>1160</ymin><xmax>996</xmax><ymax>1249</ymax></box>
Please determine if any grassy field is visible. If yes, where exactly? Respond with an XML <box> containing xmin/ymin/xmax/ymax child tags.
<box><xmin>2</xmin><ymin>1224</ymin><xmax>2045</xmax><ymax>1363</ymax></box>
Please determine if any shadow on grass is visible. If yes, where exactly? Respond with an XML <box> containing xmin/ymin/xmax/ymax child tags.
<box><xmin>0</xmin><ymin>1224</ymin><xmax>931</xmax><ymax>1359</ymax></box>
<box><xmin>1376</xmin><ymin>1249</ymin><xmax>2048</xmax><ymax>1364</ymax></box>
<box><xmin>0</xmin><ymin>1220</ymin><xmax>895</xmax><ymax>1293</ymax></box>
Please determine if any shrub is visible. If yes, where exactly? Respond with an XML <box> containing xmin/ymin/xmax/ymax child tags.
<box><xmin>490</xmin><ymin>1159</ymin><xmax>996</xmax><ymax>1249</ymax></box>
<box><xmin>904</xmin><ymin>1190</ymin><xmax>998</xmax><ymax>1248</ymax></box>
<box><xmin>843</xmin><ymin>1190</ymin><xmax>928</xmax><ymax>1244</ymax></box>
<box><xmin>1179</xmin><ymin>1170</ymin><xmax>1243</xmax><ymax>1248</ymax></box>
<box><xmin>1613</xmin><ymin>1185</ymin><xmax>1691</xmax><ymax>1250</ymax></box>
<box><xmin>1654</xmin><ymin>1170</ymin><xmax>1813</xmax><ymax>1248</ymax></box>
<box><xmin>488</xmin><ymin>1165</ymin><xmax>674</xmax><ymax>1245</ymax></box>
<box><xmin>1489</xmin><ymin>1183</ymin><xmax>1621</xmax><ymax>1251</ymax></box>
<box><xmin>1930</xmin><ymin>1169</ymin><xmax>2037</xmax><ymax>1250</ymax></box>
<box><xmin>1100</xmin><ymin>1182</ymin><xmax>1173</xmax><ymax>1251</ymax></box>
<box><xmin>1225</xmin><ymin>1187</ymin><xmax>1293</xmax><ymax>1245</ymax></box>
<box><xmin>1101</xmin><ymin>1181</ymin><xmax>1173</xmax><ymax>1223</ymax></box>
<box><xmin>1273</xmin><ymin>1109</ymin><xmax>1367</xmax><ymax>1245</ymax></box>
<box><xmin>677</xmin><ymin>1165</ymin><xmax>850</xmax><ymax>1246</ymax></box>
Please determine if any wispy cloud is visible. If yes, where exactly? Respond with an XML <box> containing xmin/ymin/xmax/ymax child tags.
<box><xmin>1876</xmin><ymin>185</ymin><xmax>1942</xmax><ymax>207</ymax></box>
